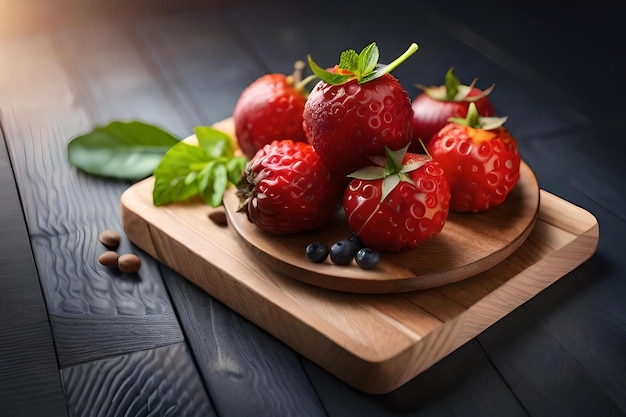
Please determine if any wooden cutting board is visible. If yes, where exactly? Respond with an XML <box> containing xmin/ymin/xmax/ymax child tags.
<box><xmin>120</xmin><ymin>122</ymin><xmax>599</xmax><ymax>394</ymax></box>
<box><xmin>223</xmin><ymin>161</ymin><xmax>539</xmax><ymax>293</ymax></box>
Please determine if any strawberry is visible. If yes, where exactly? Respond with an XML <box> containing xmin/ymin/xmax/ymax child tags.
<box><xmin>410</xmin><ymin>67</ymin><xmax>495</xmax><ymax>150</ymax></box>
<box><xmin>236</xmin><ymin>139</ymin><xmax>341</xmax><ymax>234</ymax></box>
<box><xmin>342</xmin><ymin>144</ymin><xmax>450</xmax><ymax>253</ymax></box>
<box><xmin>303</xmin><ymin>42</ymin><xmax>418</xmax><ymax>179</ymax></box>
<box><xmin>233</xmin><ymin>61</ymin><xmax>316</xmax><ymax>159</ymax></box>
<box><xmin>427</xmin><ymin>102</ymin><xmax>520</xmax><ymax>213</ymax></box>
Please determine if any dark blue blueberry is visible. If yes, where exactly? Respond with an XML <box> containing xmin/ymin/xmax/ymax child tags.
<box><xmin>330</xmin><ymin>239</ymin><xmax>359</xmax><ymax>265</ymax></box>
<box><xmin>305</xmin><ymin>242</ymin><xmax>329</xmax><ymax>263</ymax></box>
<box><xmin>347</xmin><ymin>233</ymin><xmax>364</xmax><ymax>250</ymax></box>
<box><xmin>355</xmin><ymin>247</ymin><xmax>380</xmax><ymax>270</ymax></box>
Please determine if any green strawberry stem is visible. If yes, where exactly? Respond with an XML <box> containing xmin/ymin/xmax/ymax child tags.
<box><xmin>308</xmin><ymin>42</ymin><xmax>418</xmax><ymax>85</ymax></box>
<box><xmin>417</xmin><ymin>67</ymin><xmax>495</xmax><ymax>102</ymax></box>
<box><xmin>375</xmin><ymin>43</ymin><xmax>419</xmax><ymax>79</ymax></box>
<box><xmin>448</xmin><ymin>102</ymin><xmax>508</xmax><ymax>130</ymax></box>
<box><xmin>288</xmin><ymin>60</ymin><xmax>318</xmax><ymax>93</ymax></box>
<box><xmin>349</xmin><ymin>144</ymin><xmax>429</xmax><ymax>202</ymax></box>
<box><xmin>348</xmin><ymin>144</ymin><xmax>429</xmax><ymax>236</ymax></box>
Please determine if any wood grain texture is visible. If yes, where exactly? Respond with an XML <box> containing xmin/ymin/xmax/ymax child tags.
<box><xmin>0</xmin><ymin>129</ymin><xmax>68</xmax><ymax>417</ymax></box>
<box><xmin>121</xmin><ymin>167</ymin><xmax>598</xmax><ymax>393</ymax></box>
<box><xmin>61</xmin><ymin>342</ymin><xmax>215</xmax><ymax>417</ymax></box>
<box><xmin>2</xmin><ymin>1</ymin><xmax>623</xmax><ymax>415</ymax></box>
<box><xmin>134</xmin><ymin>12</ymin><xmax>263</xmax><ymax>126</ymax></box>
<box><xmin>303</xmin><ymin>340</ymin><xmax>528</xmax><ymax>417</ymax></box>
<box><xmin>160</xmin><ymin>266</ymin><xmax>328</xmax><ymax>417</ymax></box>
<box><xmin>0</xmin><ymin>23</ymin><xmax>213</xmax><ymax>414</ymax></box>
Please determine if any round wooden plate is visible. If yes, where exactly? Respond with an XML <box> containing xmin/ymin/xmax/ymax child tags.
<box><xmin>223</xmin><ymin>161</ymin><xmax>540</xmax><ymax>294</ymax></box>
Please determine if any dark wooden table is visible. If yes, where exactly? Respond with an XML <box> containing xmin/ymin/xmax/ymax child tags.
<box><xmin>1</xmin><ymin>1</ymin><xmax>624</xmax><ymax>416</ymax></box>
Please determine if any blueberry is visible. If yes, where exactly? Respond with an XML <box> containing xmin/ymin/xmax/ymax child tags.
<box><xmin>305</xmin><ymin>242</ymin><xmax>329</xmax><ymax>263</ymax></box>
<box><xmin>347</xmin><ymin>233</ymin><xmax>364</xmax><ymax>250</ymax></box>
<box><xmin>330</xmin><ymin>239</ymin><xmax>359</xmax><ymax>265</ymax></box>
<box><xmin>355</xmin><ymin>247</ymin><xmax>380</xmax><ymax>270</ymax></box>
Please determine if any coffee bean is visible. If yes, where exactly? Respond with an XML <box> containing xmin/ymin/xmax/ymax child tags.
<box><xmin>118</xmin><ymin>253</ymin><xmax>141</xmax><ymax>273</ymax></box>
<box><xmin>99</xmin><ymin>229</ymin><xmax>121</xmax><ymax>249</ymax></box>
<box><xmin>98</xmin><ymin>250</ymin><xmax>119</xmax><ymax>267</ymax></box>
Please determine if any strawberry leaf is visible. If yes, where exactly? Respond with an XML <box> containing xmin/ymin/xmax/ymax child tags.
<box><xmin>358</xmin><ymin>43</ymin><xmax>379</xmax><ymax>77</ymax></box>
<box><xmin>308</xmin><ymin>42</ymin><xmax>418</xmax><ymax>85</ymax></box>
<box><xmin>449</xmin><ymin>102</ymin><xmax>508</xmax><ymax>130</ymax></box>
<box><xmin>307</xmin><ymin>55</ymin><xmax>351</xmax><ymax>85</ymax></box>
<box><xmin>421</xmin><ymin>68</ymin><xmax>494</xmax><ymax>102</ymax></box>
<box><xmin>338</xmin><ymin>49</ymin><xmax>359</xmax><ymax>71</ymax></box>
<box><xmin>381</xmin><ymin>175</ymin><xmax>400</xmax><ymax>202</ymax></box>
<box><xmin>348</xmin><ymin>165</ymin><xmax>386</xmax><ymax>180</ymax></box>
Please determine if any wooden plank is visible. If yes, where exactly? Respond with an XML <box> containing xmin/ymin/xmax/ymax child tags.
<box><xmin>304</xmin><ymin>340</ymin><xmax>528</xmax><ymax>417</ymax></box>
<box><xmin>479</xmin><ymin>305</ymin><xmax>624</xmax><ymax>417</ymax></box>
<box><xmin>54</xmin><ymin>24</ymin><xmax>191</xmax><ymax>136</ymax></box>
<box><xmin>484</xmin><ymin>190</ymin><xmax>626</xmax><ymax>414</ymax></box>
<box><xmin>0</xmin><ymin>130</ymin><xmax>68</xmax><ymax>415</ymax></box>
<box><xmin>61</xmin><ymin>342</ymin><xmax>216</xmax><ymax>417</ymax></box>
<box><xmin>0</xmin><ymin>25</ymin><xmax>216</xmax><ymax>414</ymax></box>
<box><xmin>161</xmin><ymin>267</ymin><xmax>328</xmax><ymax>417</ymax></box>
<box><xmin>134</xmin><ymin>12</ymin><xmax>265</xmax><ymax>126</ymax></box>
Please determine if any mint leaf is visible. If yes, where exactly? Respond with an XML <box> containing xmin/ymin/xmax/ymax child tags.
<box><xmin>307</xmin><ymin>54</ymin><xmax>351</xmax><ymax>85</ymax></box>
<box><xmin>67</xmin><ymin>121</ymin><xmax>180</xmax><ymax>180</ymax></box>
<box><xmin>152</xmin><ymin>126</ymin><xmax>246</xmax><ymax>207</ymax></box>
<box><xmin>338</xmin><ymin>49</ymin><xmax>359</xmax><ymax>71</ymax></box>
<box><xmin>358</xmin><ymin>42</ymin><xmax>379</xmax><ymax>78</ymax></box>
<box><xmin>308</xmin><ymin>42</ymin><xmax>418</xmax><ymax>86</ymax></box>
<box><xmin>199</xmin><ymin>163</ymin><xmax>228</xmax><ymax>207</ymax></box>
<box><xmin>195</xmin><ymin>126</ymin><xmax>234</xmax><ymax>158</ymax></box>
<box><xmin>152</xmin><ymin>142</ymin><xmax>209</xmax><ymax>205</ymax></box>
<box><xmin>226</xmin><ymin>157</ymin><xmax>247</xmax><ymax>184</ymax></box>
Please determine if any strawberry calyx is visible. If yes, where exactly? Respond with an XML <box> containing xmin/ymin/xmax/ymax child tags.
<box><xmin>417</xmin><ymin>67</ymin><xmax>495</xmax><ymax>102</ymax></box>
<box><xmin>308</xmin><ymin>42</ymin><xmax>419</xmax><ymax>85</ymax></box>
<box><xmin>348</xmin><ymin>144</ymin><xmax>430</xmax><ymax>202</ymax></box>
<box><xmin>448</xmin><ymin>102</ymin><xmax>508</xmax><ymax>130</ymax></box>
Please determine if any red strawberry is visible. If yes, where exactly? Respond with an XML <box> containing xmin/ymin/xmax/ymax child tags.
<box><xmin>303</xmin><ymin>42</ymin><xmax>418</xmax><ymax>179</ymax></box>
<box><xmin>427</xmin><ymin>102</ymin><xmax>520</xmax><ymax>213</ymax></box>
<box><xmin>233</xmin><ymin>61</ymin><xmax>315</xmax><ymax>159</ymax></box>
<box><xmin>410</xmin><ymin>67</ymin><xmax>495</xmax><ymax>150</ymax></box>
<box><xmin>343</xmin><ymin>145</ymin><xmax>450</xmax><ymax>253</ymax></box>
<box><xmin>236</xmin><ymin>139</ymin><xmax>341</xmax><ymax>234</ymax></box>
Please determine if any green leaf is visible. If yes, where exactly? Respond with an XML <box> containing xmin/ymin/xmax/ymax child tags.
<box><xmin>307</xmin><ymin>54</ymin><xmax>351</xmax><ymax>85</ymax></box>
<box><xmin>448</xmin><ymin>102</ymin><xmax>508</xmax><ymax>130</ymax></box>
<box><xmin>381</xmin><ymin>175</ymin><xmax>400</xmax><ymax>202</ymax></box>
<box><xmin>152</xmin><ymin>129</ymin><xmax>246</xmax><ymax>207</ymax></box>
<box><xmin>338</xmin><ymin>49</ymin><xmax>359</xmax><ymax>71</ymax></box>
<box><xmin>308</xmin><ymin>42</ymin><xmax>418</xmax><ymax>86</ymax></box>
<box><xmin>67</xmin><ymin>120</ymin><xmax>180</xmax><ymax>180</ymax></box>
<box><xmin>195</xmin><ymin>126</ymin><xmax>234</xmax><ymax>159</ymax></box>
<box><xmin>152</xmin><ymin>142</ymin><xmax>209</xmax><ymax>206</ymax></box>
<box><xmin>358</xmin><ymin>42</ymin><xmax>379</xmax><ymax>77</ymax></box>
<box><xmin>226</xmin><ymin>157</ymin><xmax>247</xmax><ymax>184</ymax></box>
<box><xmin>348</xmin><ymin>165</ymin><xmax>386</xmax><ymax>180</ymax></box>
<box><xmin>199</xmin><ymin>163</ymin><xmax>228</xmax><ymax>207</ymax></box>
